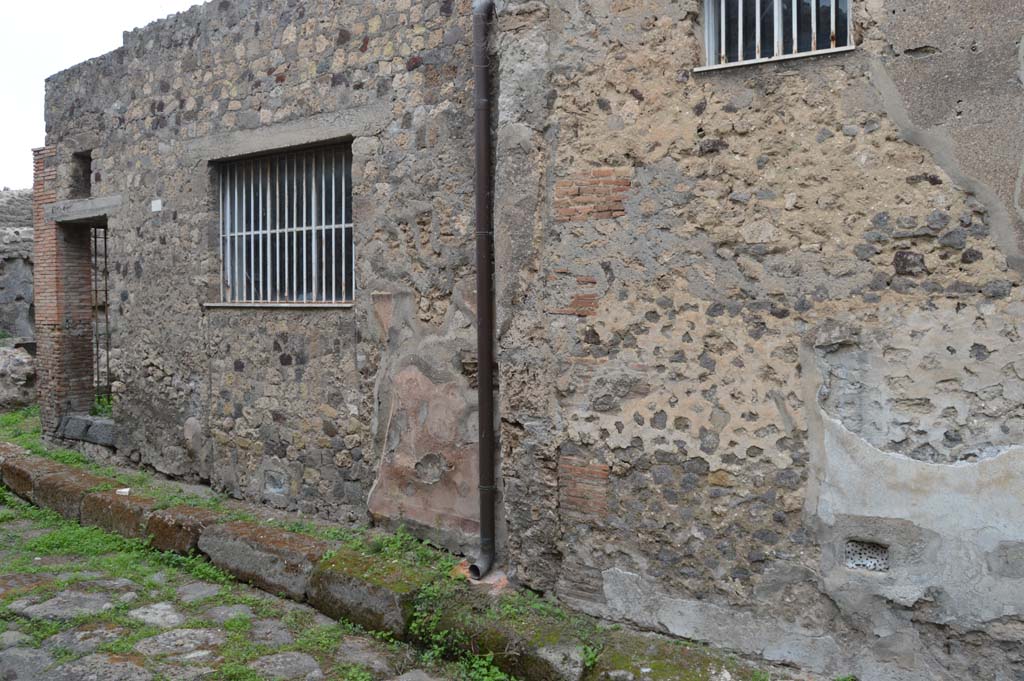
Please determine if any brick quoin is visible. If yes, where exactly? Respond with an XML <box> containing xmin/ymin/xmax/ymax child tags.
<box><xmin>554</xmin><ymin>166</ymin><xmax>633</xmax><ymax>223</ymax></box>
<box><xmin>33</xmin><ymin>146</ymin><xmax>96</xmax><ymax>435</ymax></box>
<box><xmin>558</xmin><ymin>456</ymin><xmax>609</xmax><ymax>517</ymax></box>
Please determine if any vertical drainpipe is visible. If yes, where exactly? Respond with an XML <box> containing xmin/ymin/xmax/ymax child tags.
<box><xmin>470</xmin><ymin>0</ymin><xmax>497</xmax><ymax>581</ymax></box>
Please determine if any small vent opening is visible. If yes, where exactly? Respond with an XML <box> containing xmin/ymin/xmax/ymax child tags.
<box><xmin>845</xmin><ymin>540</ymin><xmax>890</xmax><ymax>572</ymax></box>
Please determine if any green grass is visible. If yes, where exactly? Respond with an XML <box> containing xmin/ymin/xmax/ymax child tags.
<box><xmin>90</xmin><ymin>395</ymin><xmax>114</xmax><ymax>417</ymax></box>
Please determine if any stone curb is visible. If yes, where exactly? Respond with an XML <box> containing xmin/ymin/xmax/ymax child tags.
<box><xmin>1</xmin><ymin>454</ymin><xmax>66</xmax><ymax>503</ymax></box>
<box><xmin>147</xmin><ymin>505</ymin><xmax>223</xmax><ymax>555</ymax></box>
<box><xmin>81</xmin><ymin>490</ymin><xmax>159</xmax><ymax>540</ymax></box>
<box><xmin>31</xmin><ymin>467</ymin><xmax>116</xmax><ymax>522</ymax></box>
<box><xmin>308</xmin><ymin>547</ymin><xmax>432</xmax><ymax>639</ymax></box>
<box><xmin>198</xmin><ymin>521</ymin><xmax>330</xmax><ymax>602</ymax></box>
<box><xmin>0</xmin><ymin>447</ymin><xmax>593</xmax><ymax>681</ymax></box>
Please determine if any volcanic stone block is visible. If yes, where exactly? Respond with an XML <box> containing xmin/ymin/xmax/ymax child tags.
<box><xmin>81</xmin><ymin>491</ymin><xmax>158</xmax><ymax>540</ymax></box>
<box><xmin>197</xmin><ymin>522</ymin><xmax>328</xmax><ymax>601</ymax></box>
<box><xmin>0</xmin><ymin>455</ymin><xmax>64</xmax><ymax>502</ymax></box>
<box><xmin>33</xmin><ymin>470</ymin><xmax>116</xmax><ymax>521</ymax></box>
<box><xmin>306</xmin><ymin>548</ymin><xmax>431</xmax><ymax>638</ymax></box>
<box><xmin>147</xmin><ymin>505</ymin><xmax>223</xmax><ymax>555</ymax></box>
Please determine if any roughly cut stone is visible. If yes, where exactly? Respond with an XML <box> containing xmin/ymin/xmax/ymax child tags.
<box><xmin>176</xmin><ymin>581</ymin><xmax>221</xmax><ymax>603</ymax></box>
<box><xmin>248</xmin><ymin>652</ymin><xmax>323</xmax><ymax>680</ymax></box>
<box><xmin>0</xmin><ymin>631</ymin><xmax>30</xmax><ymax>650</ymax></box>
<box><xmin>335</xmin><ymin>636</ymin><xmax>394</xmax><ymax>676</ymax></box>
<box><xmin>147</xmin><ymin>505</ymin><xmax>222</xmax><ymax>555</ymax></box>
<box><xmin>390</xmin><ymin>672</ymin><xmax>446</xmax><ymax>681</ymax></box>
<box><xmin>43</xmin><ymin>623</ymin><xmax>125</xmax><ymax>654</ymax></box>
<box><xmin>252</xmin><ymin>619</ymin><xmax>295</xmax><ymax>647</ymax></box>
<box><xmin>203</xmin><ymin>604</ymin><xmax>254</xmax><ymax>624</ymax></box>
<box><xmin>892</xmin><ymin>250</ymin><xmax>927</xmax><ymax>276</ymax></box>
<box><xmin>307</xmin><ymin>548</ymin><xmax>431</xmax><ymax>638</ymax></box>
<box><xmin>133</xmin><ymin>629</ymin><xmax>226</xmax><ymax>657</ymax></box>
<box><xmin>197</xmin><ymin>522</ymin><xmax>328</xmax><ymax>601</ymax></box>
<box><xmin>0</xmin><ymin>647</ymin><xmax>54</xmax><ymax>680</ymax></box>
<box><xmin>34</xmin><ymin>469</ymin><xmax>116</xmax><ymax>521</ymax></box>
<box><xmin>50</xmin><ymin>653</ymin><xmax>153</xmax><ymax>681</ymax></box>
<box><xmin>9</xmin><ymin>591</ymin><xmax>115</xmax><ymax>620</ymax></box>
<box><xmin>1</xmin><ymin>455</ymin><xmax>64</xmax><ymax>502</ymax></box>
<box><xmin>128</xmin><ymin>602</ymin><xmax>186</xmax><ymax>628</ymax></box>
<box><xmin>0</xmin><ymin>572</ymin><xmax>54</xmax><ymax>598</ymax></box>
<box><xmin>81</xmin><ymin>491</ymin><xmax>158</xmax><ymax>539</ymax></box>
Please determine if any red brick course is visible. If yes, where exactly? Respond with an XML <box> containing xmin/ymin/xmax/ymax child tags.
<box><xmin>554</xmin><ymin>167</ymin><xmax>633</xmax><ymax>222</ymax></box>
<box><xmin>33</xmin><ymin>146</ymin><xmax>96</xmax><ymax>435</ymax></box>
<box><xmin>559</xmin><ymin>456</ymin><xmax>610</xmax><ymax>517</ymax></box>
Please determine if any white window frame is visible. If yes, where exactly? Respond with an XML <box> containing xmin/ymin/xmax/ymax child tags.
<box><xmin>697</xmin><ymin>0</ymin><xmax>854</xmax><ymax>73</ymax></box>
<box><xmin>211</xmin><ymin>144</ymin><xmax>354</xmax><ymax>308</ymax></box>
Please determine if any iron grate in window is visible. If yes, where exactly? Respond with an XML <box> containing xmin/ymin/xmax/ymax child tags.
<box><xmin>701</xmin><ymin>0</ymin><xmax>853</xmax><ymax>71</ymax></box>
<box><xmin>217</xmin><ymin>144</ymin><xmax>354</xmax><ymax>305</ymax></box>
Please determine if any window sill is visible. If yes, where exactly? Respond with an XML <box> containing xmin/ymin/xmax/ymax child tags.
<box><xmin>204</xmin><ymin>302</ymin><xmax>355</xmax><ymax>309</ymax></box>
<box><xmin>694</xmin><ymin>44</ymin><xmax>855</xmax><ymax>73</ymax></box>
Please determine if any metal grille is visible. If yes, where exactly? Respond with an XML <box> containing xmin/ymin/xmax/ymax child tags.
<box><xmin>91</xmin><ymin>226</ymin><xmax>112</xmax><ymax>399</ymax></box>
<box><xmin>702</xmin><ymin>0</ymin><xmax>852</xmax><ymax>70</ymax></box>
<box><xmin>845</xmin><ymin>540</ymin><xmax>890</xmax><ymax>572</ymax></box>
<box><xmin>218</xmin><ymin>144</ymin><xmax>354</xmax><ymax>305</ymax></box>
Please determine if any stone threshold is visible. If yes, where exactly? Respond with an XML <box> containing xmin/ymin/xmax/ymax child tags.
<box><xmin>0</xmin><ymin>441</ymin><xmax>793</xmax><ymax>681</ymax></box>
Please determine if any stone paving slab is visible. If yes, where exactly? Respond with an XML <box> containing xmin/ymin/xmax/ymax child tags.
<box><xmin>0</xmin><ymin>504</ymin><xmax>457</xmax><ymax>680</ymax></box>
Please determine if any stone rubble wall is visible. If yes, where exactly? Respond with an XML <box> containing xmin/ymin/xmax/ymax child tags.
<box><xmin>492</xmin><ymin>0</ymin><xmax>1024</xmax><ymax>680</ymax></box>
<box><xmin>37</xmin><ymin>0</ymin><xmax>1024</xmax><ymax>680</ymax></box>
<box><xmin>42</xmin><ymin>0</ymin><xmax>485</xmax><ymax>554</ymax></box>
<box><xmin>0</xmin><ymin>189</ymin><xmax>34</xmax><ymax>339</ymax></box>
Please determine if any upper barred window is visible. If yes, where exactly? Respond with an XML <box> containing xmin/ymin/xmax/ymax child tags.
<box><xmin>217</xmin><ymin>144</ymin><xmax>353</xmax><ymax>306</ymax></box>
<box><xmin>700</xmin><ymin>0</ymin><xmax>853</xmax><ymax>71</ymax></box>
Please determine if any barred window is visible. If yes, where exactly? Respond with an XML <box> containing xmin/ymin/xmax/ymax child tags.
<box><xmin>218</xmin><ymin>144</ymin><xmax>353</xmax><ymax>305</ymax></box>
<box><xmin>700</xmin><ymin>0</ymin><xmax>852</xmax><ymax>71</ymax></box>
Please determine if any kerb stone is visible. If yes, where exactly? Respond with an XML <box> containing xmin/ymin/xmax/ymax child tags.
<box><xmin>34</xmin><ymin>469</ymin><xmax>115</xmax><ymax>521</ymax></box>
<box><xmin>197</xmin><ymin>522</ymin><xmax>328</xmax><ymax>601</ymax></box>
<box><xmin>81</xmin><ymin>491</ymin><xmax>159</xmax><ymax>539</ymax></box>
<box><xmin>306</xmin><ymin>548</ymin><xmax>430</xmax><ymax>638</ymax></box>
<box><xmin>147</xmin><ymin>505</ymin><xmax>222</xmax><ymax>555</ymax></box>
<box><xmin>1</xmin><ymin>455</ymin><xmax>64</xmax><ymax>502</ymax></box>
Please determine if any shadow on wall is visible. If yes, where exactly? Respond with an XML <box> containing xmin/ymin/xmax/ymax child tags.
<box><xmin>0</xmin><ymin>189</ymin><xmax>36</xmax><ymax>410</ymax></box>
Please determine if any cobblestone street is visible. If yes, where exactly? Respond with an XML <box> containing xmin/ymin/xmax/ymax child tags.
<box><xmin>0</xmin><ymin>495</ymin><xmax>451</xmax><ymax>680</ymax></box>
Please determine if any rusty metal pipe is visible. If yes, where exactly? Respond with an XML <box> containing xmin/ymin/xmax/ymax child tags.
<box><xmin>470</xmin><ymin>0</ymin><xmax>496</xmax><ymax>581</ymax></box>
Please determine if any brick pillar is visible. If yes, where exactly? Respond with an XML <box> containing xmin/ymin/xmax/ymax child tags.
<box><xmin>33</xmin><ymin>147</ymin><xmax>96</xmax><ymax>435</ymax></box>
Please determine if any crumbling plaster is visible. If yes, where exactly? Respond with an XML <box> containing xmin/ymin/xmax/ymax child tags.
<box><xmin>492</xmin><ymin>0</ymin><xmax>1024</xmax><ymax>679</ymax></box>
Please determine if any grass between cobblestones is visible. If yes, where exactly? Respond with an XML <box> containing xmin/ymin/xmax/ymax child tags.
<box><xmin>0</xmin><ymin>406</ymin><xmax>819</xmax><ymax>681</ymax></box>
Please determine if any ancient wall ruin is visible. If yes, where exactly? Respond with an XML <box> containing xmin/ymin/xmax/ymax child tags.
<box><xmin>492</xmin><ymin>0</ymin><xmax>1024</xmax><ymax>679</ymax></box>
<box><xmin>36</xmin><ymin>0</ymin><xmax>1024</xmax><ymax>679</ymax></box>
<box><xmin>0</xmin><ymin>189</ymin><xmax>34</xmax><ymax>339</ymax></box>
<box><xmin>38</xmin><ymin>0</ymin><xmax>485</xmax><ymax>552</ymax></box>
